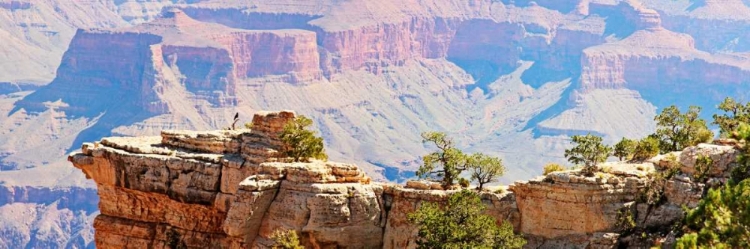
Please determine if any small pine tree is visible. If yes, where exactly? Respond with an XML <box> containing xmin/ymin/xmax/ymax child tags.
<box><xmin>564</xmin><ymin>134</ymin><xmax>612</xmax><ymax>176</ymax></box>
<box><xmin>467</xmin><ymin>153</ymin><xmax>506</xmax><ymax>192</ymax></box>
<box><xmin>278</xmin><ymin>116</ymin><xmax>328</xmax><ymax>162</ymax></box>
<box><xmin>407</xmin><ymin>190</ymin><xmax>526</xmax><ymax>249</ymax></box>
<box><xmin>613</xmin><ymin>137</ymin><xmax>636</xmax><ymax>161</ymax></box>
<box><xmin>270</xmin><ymin>229</ymin><xmax>303</xmax><ymax>249</ymax></box>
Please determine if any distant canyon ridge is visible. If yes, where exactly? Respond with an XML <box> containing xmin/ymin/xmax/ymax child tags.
<box><xmin>3</xmin><ymin>0</ymin><xmax>750</xmax><ymax>247</ymax></box>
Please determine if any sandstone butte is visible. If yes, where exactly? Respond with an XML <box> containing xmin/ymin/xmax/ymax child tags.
<box><xmin>68</xmin><ymin>110</ymin><xmax>738</xmax><ymax>248</ymax></box>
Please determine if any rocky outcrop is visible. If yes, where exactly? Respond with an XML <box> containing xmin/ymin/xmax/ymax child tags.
<box><xmin>67</xmin><ymin>111</ymin><xmax>520</xmax><ymax>248</ymax></box>
<box><xmin>69</xmin><ymin>110</ymin><xmax>745</xmax><ymax>248</ymax></box>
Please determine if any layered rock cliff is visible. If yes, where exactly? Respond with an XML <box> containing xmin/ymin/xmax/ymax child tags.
<box><xmin>10</xmin><ymin>0</ymin><xmax>750</xmax><ymax>247</ymax></box>
<box><xmin>69</xmin><ymin>110</ymin><xmax>741</xmax><ymax>248</ymax></box>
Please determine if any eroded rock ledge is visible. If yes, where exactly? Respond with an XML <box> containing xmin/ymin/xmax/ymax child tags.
<box><xmin>69</xmin><ymin>111</ymin><xmax>736</xmax><ymax>248</ymax></box>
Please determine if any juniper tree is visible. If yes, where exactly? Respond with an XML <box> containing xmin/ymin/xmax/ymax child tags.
<box><xmin>564</xmin><ymin>134</ymin><xmax>612</xmax><ymax>176</ymax></box>
<box><xmin>417</xmin><ymin>132</ymin><xmax>469</xmax><ymax>189</ymax></box>
<box><xmin>467</xmin><ymin>153</ymin><xmax>506</xmax><ymax>192</ymax></box>
<box><xmin>712</xmin><ymin>97</ymin><xmax>750</xmax><ymax>137</ymax></box>
<box><xmin>613</xmin><ymin>137</ymin><xmax>636</xmax><ymax>161</ymax></box>
<box><xmin>278</xmin><ymin>116</ymin><xmax>328</xmax><ymax>162</ymax></box>
<box><xmin>654</xmin><ymin>105</ymin><xmax>712</xmax><ymax>152</ymax></box>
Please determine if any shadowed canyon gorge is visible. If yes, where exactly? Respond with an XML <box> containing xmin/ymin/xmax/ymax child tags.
<box><xmin>3</xmin><ymin>0</ymin><xmax>750</xmax><ymax>247</ymax></box>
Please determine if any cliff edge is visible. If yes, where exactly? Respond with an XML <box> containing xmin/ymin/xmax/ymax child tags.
<box><xmin>68</xmin><ymin>111</ymin><xmax>737</xmax><ymax>248</ymax></box>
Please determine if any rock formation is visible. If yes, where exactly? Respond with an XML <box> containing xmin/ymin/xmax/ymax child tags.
<box><xmin>9</xmin><ymin>0</ymin><xmax>750</xmax><ymax>247</ymax></box>
<box><xmin>67</xmin><ymin>111</ymin><xmax>518</xmax><ymax>248</ymax></box>
<box><xmin>67</xmin><ymin>110</ymin><xmax>742</xmax><ymax>248</ymax></box>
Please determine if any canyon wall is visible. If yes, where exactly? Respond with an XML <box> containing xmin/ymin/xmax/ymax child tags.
<box><xmin>69</xmin><ymin>110</ymin><xmax>739</xmax><ymax>248</ymax></box>
<box><xmin>11</xmin><ymin>0</ymin><xmax>750</xmax><ymax>247</ymax></box>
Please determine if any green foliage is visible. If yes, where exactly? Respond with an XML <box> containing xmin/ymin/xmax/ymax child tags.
<box><xmin>675</xmin><ymin>179</ymin><xmax>750</xmax><ymax>248</ymax></box>
<box><xmin>407</xmin><ymin>190</ymin><xmax>526</xmax><ymax>249</ymax></box>
<box><xmin>494</xmin><ymin>187</ymin><xmax>506</xmax><ymax>195</ymax></box>
<box><xmin>731</xmin><ymin>123</ymin><xmax>750</xmax><ymax>182</ymax></box>
<box><xmin>564</xmin><ymin>134</ymin><xmax>612</xmax><ymax>176</ymax></box>
<box><xmin>458</xmin><ymin>178</ymin><xmax>470</xmax><ymax>188</ymax></box>
<box><xmin>543</xmin><ymin>163</ymin><xmax>566</xmax><ymax>176</ymax></box>
<box><xmin>616</xmin><ymin>207</ymin><xmax>636</xmax><ymax>232</ymax></box>
<box><xmin>244</xmin><ymin>122</ymin><xmax>253</xmax><ymax>129</ymax></box>
<box><xmin>278</xmin><ymin>116</ymin><xmax>327</xmax><ymax>162</ymax></box>
<box><xmin>693</xmin><ymin>155</ymin><xmax>713</xmax><ymax>183</ymax></box>
<box><xmin>614</xmin><ymin>137</ymin><xmax>637</xmax><ymax>161</ymax></box>
<box><xmin>654</xmin><ymin>105</ymin><xmax>713</xmax><ymax>153</ymax></box>
<box><xmin>467</xmin><ymin>153</ymin><xmax>506</xmax><ymax>191</ymax></box>
<box><xmin>662</xmin><ymin>153</ymin><xmax>682</xmax><ymax>179</ymax></box>
<box><xmin>639</xmin><ymin>154</ymin><xmax>680</xmax><ymax>208</ymax></box>
<box><xmin>641</xmin><ymin>172</ymin><xmax>668</xmax><ymax>207</ymax></box>
<box><xmin>418</xmin><ymin>132</ymin><xmax>469</xmax><ymax>188</ymax></box>
<box><xmin>631</xmin><ymin>136</ymin><xmax>661</xmax><ymax>162</ymax></box>
<box><xmin>270</xmin><ymin>229</ymin><xmax>304</xmax><ymax>249</ymax></box>
<box><xmin>712</xmin><ymin>97</ymin><xmax>750</xmax><ymax>137</ymax></box>
<box><xmin>418</xmin><ymin>132</ymin><xmax>505</xmax><ymax>190</ymax></box>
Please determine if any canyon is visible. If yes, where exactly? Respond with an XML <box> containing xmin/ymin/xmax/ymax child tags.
<box><xmin>4</xmin><ymin>0</ymin><xmax>750</xmax><ymax>247</ymax></box>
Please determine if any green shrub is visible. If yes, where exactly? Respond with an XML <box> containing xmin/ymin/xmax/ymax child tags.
<box><xmin>614</xmin><ymin>137</ymin><xmax>637</xmax><ymax>161</ymax></box>
<box><xmin>458</xmin><ymin>178</ymin><xmax>470</xmax><ymax>189</ymax></box>
<box><xmin>632</xmin><ymin>136</ymin><xmax>660</xmax><ymax>161</ymax></box>
<box><xmin>543</xmin><ymin>163</ymin><xmax>566</xmax><ymax>176</ymax></box>
<box><xmin>712</xmin><ymin>97</ymin><xmax>750</xmax><ymax>137</ymax></box>
<box><xmin>408</xmin><ymin>190</ymin><xmax>526</xmax><ymax>249</ymax></box>
<box><xmin>494</xmin><ymin>187</ymin><xmax>507</xmax><ymax>195</ymax></box>
<box><xmin>564</xmin><ymin>134</ymin><xmax>612</xmax><ymax>176</ymax></box>
<box><xmin>654</xmin><ymin>105</ymin><xmax>712</xmax><ymax>153</ymax></box>
<box><xmin>278</xmin><ymin>116</ymin><xmax>327</xmax><ymax>162</ymax></box>
<box><xmin>675</xmin><ymin>179</ymin><xmax>750</xmax><ymax>248</ymax></box>
<box><xmin>693</xmin><ymin>155</ymin><xmax>713</xmax><ymax>182</ymax></box>
<box><xmin>270</xmin><ymin>229</ymin><xmax>303</xmax><ymax>249</ymax></box>
<box><xmin>615</xmin><ymin>207</ymin><xmax>636</xmax><ymax>233</ymax></box>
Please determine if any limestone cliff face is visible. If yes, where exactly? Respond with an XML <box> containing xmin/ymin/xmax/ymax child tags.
<box><xmin>68</xmin><ymin>111</ymin><xmax>519</xmax><ymax>248</ymax></box>
<box><xmin>68</xmin><ymin>110</ymin><xmax>741</xmax><ymax>248</ymax></box>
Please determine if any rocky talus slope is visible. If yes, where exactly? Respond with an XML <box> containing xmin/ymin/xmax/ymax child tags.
<box><xmin>69</xmin><ymin>111</ymin><xmax>737</xmax><ymax>248</ymax></box>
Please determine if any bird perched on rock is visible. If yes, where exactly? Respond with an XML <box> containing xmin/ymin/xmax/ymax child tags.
<box><xmin>231</xmin><ymin>112</ymin><xmax>239</xmax><ymax>130</ymax></box>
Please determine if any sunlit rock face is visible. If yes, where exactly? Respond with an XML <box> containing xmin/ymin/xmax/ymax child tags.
<box><xmin>68</xmin><ymin>113</ymin><xmax>741</xmax><ymax>248</ymax></box>
<box><xmin>7</xmin><ymin>0</ymin><xmax>750</xmax><ymax>247</ymax></box>
<box><xmin>67</xmin><ymin>111</ymin><xmax>519</xmax><ymax>248</ymax></box>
